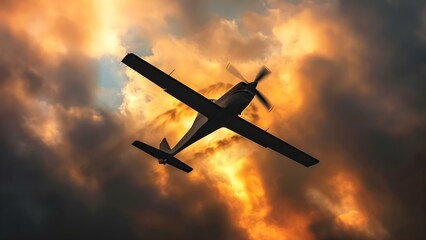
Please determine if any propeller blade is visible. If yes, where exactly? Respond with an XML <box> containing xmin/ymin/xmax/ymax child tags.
<box><xmin>226</xmin><ymin>63</ymin><xmax>248</xmax><ymax>83</ymax></box>
<box><xmin>254</xmin><ymin>66</ymin><xmax>271</xmax><ymax>83</ymax></box>
<box><xmin>255</xmin><ymin>89</ymin><xmax>273</xmax><ymax>111</ymax></box>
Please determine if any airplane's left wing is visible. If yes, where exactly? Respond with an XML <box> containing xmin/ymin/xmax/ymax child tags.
<box><xmin>225</xmin><ymin>116</ymin><xmax>320</xmax><ymax>167</ymax></box>
<box><xmin>122</xmin><ymin>53</ymin><xmax>221</xmax><ymax>118</ymax></box>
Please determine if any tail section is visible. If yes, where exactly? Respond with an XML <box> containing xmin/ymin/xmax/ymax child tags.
<box><xmin>132</xmin><ymin>140</ymin><xmax>193</xmax><ymax>173</ymax></box>
<box><xmin>159</xmin><ymin>138</ymin><xmax>171</xmax><ymax>152</ymax></box>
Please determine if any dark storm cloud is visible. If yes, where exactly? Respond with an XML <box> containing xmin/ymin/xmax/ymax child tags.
<box><xmin>170</xmin><ymin>0</ymin><xmax>267</xmax><ymax>35</ymax></box>
<box><xmin>0</xmin><ymin>25</ymin><xmax>96</xmax><ymax>107</ymax></box>
<box><xmin>0</xmin><ymin>23</ymin><xmax>136</xmax><ymax>239</ymax></box>
<box><xmin>339</xmin><ymin>0</ymin><xmax>426</xmax><ymax>111</ymax></box>
<box><xmin>187</xmin><ymin>15</ymin><xmax>281</xmax><ymax>62</ymax></box>
<box><xmin>167</xmin><ymin>0</ymin><xmax>279</xmax><ymax>61</ymax></box>
<box><xmin>254</xmin><ymin>1</ymin><xmax>426</xmax><ymax>239</ymax></box>
<box><xmin>51</xmin><ymin>56</ymin><xmax>97</xmax><ymax>107</ymax></box>
<box><xmin>0</xmin><ymin>21</ymin><xmax>245</xmax><ymax>240</ymax></box>
<box><xmin>336</xmin><ymin>1</ymin><xmax>426</xmax><ymax>238</ymax></box>
<box><xmin>0</xmin><ymin>26</ymin><xmax>43</xmax><ymax>88</ymax></box>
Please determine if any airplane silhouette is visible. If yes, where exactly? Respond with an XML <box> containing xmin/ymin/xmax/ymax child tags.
<box><xmin>122</xmin><ymin>53</ymin><xmax>319</xmax><ymax>173</ymax></box>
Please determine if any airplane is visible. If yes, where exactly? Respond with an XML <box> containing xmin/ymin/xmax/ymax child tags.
<box><xmin>122</xmin><ymin>53</ymin><xmax>319</xmax><ymax>173</ymax></box>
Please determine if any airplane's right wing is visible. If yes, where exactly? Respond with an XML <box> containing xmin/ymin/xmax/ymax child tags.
<box><xmin>122</xmin><ymin>53</ymin><xmax>221</xmax><ymax>118</ymax></box>
<box><xmin>224</xmin><ymin>116</ymin><xmax>320</xmax><ymax>167</ymax></box>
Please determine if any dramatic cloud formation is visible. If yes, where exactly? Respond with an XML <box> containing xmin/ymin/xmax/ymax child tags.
<box><xmin>1</xmin><ymin>0</ymin><xmax>425</xmax><ymax>239</ymax></box>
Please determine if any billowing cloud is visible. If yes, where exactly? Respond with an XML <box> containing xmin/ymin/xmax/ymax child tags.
<box><xmin>1</xmin><ymin>0</ymin><xmax>425</xmax><ymax>240</ymax></box>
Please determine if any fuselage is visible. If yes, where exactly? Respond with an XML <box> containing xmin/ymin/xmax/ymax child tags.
<box><xmin>168</xmin><ymin>82</ymin><xmax>256</xmax><ymax>156</ymax></box>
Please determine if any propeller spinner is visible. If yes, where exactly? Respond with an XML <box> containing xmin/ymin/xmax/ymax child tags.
<box><xmin>226</xmin><ymin>63</ymin><xmax>273</xmax><ymax>111</ymax></box>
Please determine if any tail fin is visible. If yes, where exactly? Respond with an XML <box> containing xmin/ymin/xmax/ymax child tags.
<box><xmin>159</xmin><ymin>138</ymin><xmax>171</xmax><ymax>152</ymax></box>
<box><xmin>132</xmin><ymin>140</ymin><xmax>192</xmax><ymax>173</ymax></box>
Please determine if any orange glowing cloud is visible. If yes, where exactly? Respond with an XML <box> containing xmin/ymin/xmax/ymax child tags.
<box><xmin>308</xmin><ymin>172</ymin><xmax>387</xmax><ymax>239</ymax></box>
<box><xmin>3</xmin><ymin>0</ymin><xmax>409</xmax><ymax>239</ymax></box>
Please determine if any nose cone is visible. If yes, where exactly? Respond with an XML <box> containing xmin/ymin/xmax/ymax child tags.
<box><xmin>247</xmin><ymin>82</ymin><xmax>258</xmax><ymax>92</ymax></box>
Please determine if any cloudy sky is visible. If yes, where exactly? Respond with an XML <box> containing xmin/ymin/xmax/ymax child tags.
<box><xmin>1</xmin><ymin>0</ymin><xmax>425</xmax><ymax>239</ymax></box>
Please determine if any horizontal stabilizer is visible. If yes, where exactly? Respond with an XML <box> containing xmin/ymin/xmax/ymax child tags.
<box><xmin>132</xmin><ymin>140</ymin><xmax>167</xmax><ymax>159</ymax></box>
<box><xmin>132</xmin><ymin>140</ymin><xmax>193</xmax><ymax>173</ymax></box>
<box><xmin>165</xmin><ymin>157</ymin><xmax>193</xmax><ymax>173</ymax></box>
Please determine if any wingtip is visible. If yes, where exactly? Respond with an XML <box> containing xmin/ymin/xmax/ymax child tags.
<box><xmin>307</xmin><ymin>159</ymin><xmax>320</xmax><ymax>167</ymax></box>
<box><xmin>122</xmin><ymin>52</ymin><xmax>136</xmax><ymax>63</ymax></box>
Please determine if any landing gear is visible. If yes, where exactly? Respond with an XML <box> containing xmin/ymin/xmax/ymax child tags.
<box><xmin>159</xmin><ymin>159</ymin><xmax>167</xmax><ymax>165</ymax></box>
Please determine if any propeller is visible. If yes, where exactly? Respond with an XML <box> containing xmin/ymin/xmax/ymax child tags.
<box><xmin>226</xmin><ymin>63</ymin><xmax>248</xmax><ymax>83</ymax></box>
<box><xmin>255</xmin><ymin>89</ymin><xmax>273</xmax><ymax>111</ymax></box>
<box><xmin>226</xmin><ymin>63</ymin><xmax>273</xmax><ymax>111</ymax></box>
<box><xmin>254</xmin><ymin>66</ymin><xmax>271</xmax><ymax>83</ymax></box>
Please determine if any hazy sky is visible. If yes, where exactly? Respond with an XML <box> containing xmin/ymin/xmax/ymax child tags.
<box><xmin>1</xmin><ymin>0</ymin><xmax>425</xmax><ymax>239</ymax></box>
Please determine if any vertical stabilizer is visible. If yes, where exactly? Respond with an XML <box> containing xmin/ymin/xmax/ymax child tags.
<box><xmin>159</xmin><ymin>138</ymin><xmax>171</xmax><ymax>152</ymax></box>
